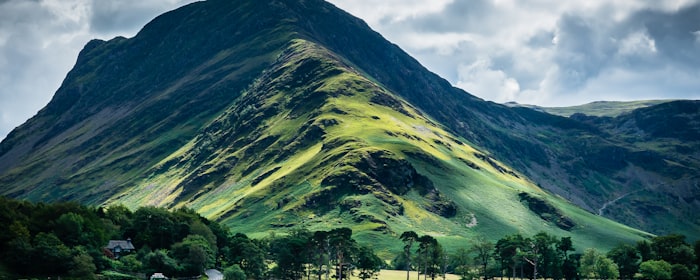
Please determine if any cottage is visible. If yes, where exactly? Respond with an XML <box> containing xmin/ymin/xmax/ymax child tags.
<box><xmin>150</xmin><ymin>272</ymin><xmax>168</xmax><ymax>280</ymax></box>
<box><xmin>105</xmin><ymin>238</ymin><xmax>135</xmax><ymax>259</ymax></box>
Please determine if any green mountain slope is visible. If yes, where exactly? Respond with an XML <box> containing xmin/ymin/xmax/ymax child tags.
<box><xmin>567</xmin><ymin>101</ymin><xmax>700</xmax><ymax>235</ymax></box>
<box><xmin>506</xmin><ymin>100</ymin><xmax>678</xmax><ymax>117</ymax></box>
<box><xmin>0</xmin><ymin>0</ymin><xmax>690</xmax><ymax>249</ymax></box>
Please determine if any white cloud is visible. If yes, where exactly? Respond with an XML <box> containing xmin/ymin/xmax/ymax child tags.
<box><xmin>328</xmin><ymin>0</ymin><xmax>453</xmax><ymax>26</ymax></box>
<box><xmin>0</xmin><ymin>0</ymin><xmax>92</xmax><ymax>140</ymax></box>
<box><xmin>456</xmin><ymin>58</ymin><xmax>520</xmax><ymax>103</ymax></box>
<box><xmin>578</xmin><ymin>66</ymin><xmax>700</xmax><ymax>102</ymax></box>
<box><xmin>396</xmin><ymin>32</ymin><xmax>479</xmax><ymax>55</ymax></box>
<box><xmin>0</xmin><ymin>0</ymin><xmax>197</xmax><ymax>141</ymax></box>
<box><xmin>618</xmin><ymin>30</ymin><xmax>657</xmax><ymax>56</ymax></box>
<box><xmin>340</xmin><ymin>0</ymin><xmax>700</xmax><ymax>107</ymax></box>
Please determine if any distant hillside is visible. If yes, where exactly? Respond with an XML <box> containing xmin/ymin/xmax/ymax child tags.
<box><xmin>506</xmin><ymin>100</ymin><xmax>678</xmax><ymax>117</ymax></box>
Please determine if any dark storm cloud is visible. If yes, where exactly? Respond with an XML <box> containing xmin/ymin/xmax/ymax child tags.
<box><xmin>633</xmin><ymin>4</ymin><xmax>700</xmax><ymax>67</ymax></box>
<box><xmin>552</xmin><ymin>14</ymin><xmax>616</xmax><ymax>90</ymax></box>
<box><xmin>527</xmin><ymin>30</ymin><xmax>555</xmax><ymax>48</ymax></box>
<box><xmin>549</xmin><ymin>3</ymin><xmax>700</xmax><ymax>93</ymax></box>
<box><xmin>89</xmin><ymin>1</ymin><xmax>193</xmax><ymax>34</ymax></box>
<box><xmin>347</xmin><ymin>0</ymin><xmax>700</xmax><ymax>105</ymax></box>
<box><xmin>0</xmin><ymin>0</ymin><xmax>85</xmax><ymax>140</ymax></box>
<box><xmin>0</xmin><ymin>0</ymin><xmax>196</xmax><ymax>141</ymax></box>
<box><xmin>404</xmin><ymin>0</ymin><xmax>493</xmax><ymax>33</ymax></box>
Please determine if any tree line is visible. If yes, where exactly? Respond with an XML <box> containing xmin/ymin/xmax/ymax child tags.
<box><xmin>0</xmin><ymin>197</ymin><xmax>383</xmax><ymax>280</ymax></box>
<box><xmin>1</xmin><ymin>196</ymin><xmax>698</xmax><ymax>279</ymax></box>
<box><xmin>418</xmin><ymin>231</ymin><xmax>699</xmax><ymax>280</ymax></box>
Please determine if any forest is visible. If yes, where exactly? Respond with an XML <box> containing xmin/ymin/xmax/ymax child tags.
<box><xmin>0</xmin><ymin>196</ymin><xmax>698</xmax><ymax>280</ymax></box>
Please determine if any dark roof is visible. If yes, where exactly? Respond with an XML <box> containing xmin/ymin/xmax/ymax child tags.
<box><xmin>106</xmin><ymin>240</ymin><xmax>135</xmax><ymax>250</ymax></box>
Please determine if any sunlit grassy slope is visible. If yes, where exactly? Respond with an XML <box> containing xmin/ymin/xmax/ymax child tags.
<box><xmin>107</xmin><ymin>39</ymin><xmax>649</xmax><ymax>253</ymax></box>
<box><xmin>0</xmin><ymin>0</ymin><xmax>671</xmax><ymax>254</ymax></box>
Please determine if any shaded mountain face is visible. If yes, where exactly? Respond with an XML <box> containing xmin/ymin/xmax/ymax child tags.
<box><xmin>566</xmin><ymin>100</ymin><xmax>700</xmax><ymax>236</ymax></box>
<box><xmin>0</xmin><ymin>0</ymin><xmax>693</xmax><ymax>247</ymax></box>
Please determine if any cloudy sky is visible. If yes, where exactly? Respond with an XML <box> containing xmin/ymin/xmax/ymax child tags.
<box><xmin>1</xmin><ymin>0</ymin><xmax>699</xmax><ymax>141</ymax></box>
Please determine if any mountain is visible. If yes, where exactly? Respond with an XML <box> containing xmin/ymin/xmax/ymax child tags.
<box><xmin>1</xmin><ymin>0</ymin><xmax>694</xmax><ymax>249</ymax></box>
<box><xmin>506</xmin><ymin>100</ymin><xmax>679</xmax><ymax>117</ymax></box>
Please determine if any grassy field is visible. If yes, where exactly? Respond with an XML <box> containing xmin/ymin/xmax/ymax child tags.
<box><xmin>358</xmin><ymin>270</ymin><xmax>460</xmax><ymax>280</ymax></box>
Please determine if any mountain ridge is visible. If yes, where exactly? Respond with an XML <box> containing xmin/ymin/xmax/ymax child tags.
<box><xmin>505</xmin><ymin>100</ymin><xmax>682</xmax><ymax>117</ymax></box>
<box><xmin>1</xmin><ymin>0</ymin><xmax>696</xmax><ymax>248</ymax></box>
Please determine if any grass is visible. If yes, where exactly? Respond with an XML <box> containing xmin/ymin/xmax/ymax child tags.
<box><xmin>542</xmin><ymin>100</ymin><xmax>676</xmax><ymax>117</ymax></box>
<box><xmin>5</xmin><ymin>37</ymin><xmax>650</xmax><ymax>256</ymax></box>
<box><xmin>375</xmin><ymin>270</ymin><xmax>461</xmax><ymax>280</ymax></box>
<box><xmin>110</xmin><ymin>39</ymin><xmax>648</xmax><ymax>254</ymax></box>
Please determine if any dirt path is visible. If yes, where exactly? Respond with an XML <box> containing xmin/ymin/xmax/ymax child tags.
<box><xmin>598</xmin><ymin>190</ymin><xmax>639</xmax><ymax>216</ymax></box>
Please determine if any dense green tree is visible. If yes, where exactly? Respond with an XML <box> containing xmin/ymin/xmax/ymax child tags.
<box><xmin>557</xmin><ymin>237</ymin><xmax>574</xmax><ymax>256</ymax></box>
<box><xmin>270</xmin><ymin>230</ymin><xmax>311</xmax><ymax>280</ymax></box>
<box><xmin>400</xmin><ymin>231</ymin><xmax>419</xmax><ymax>280</ymax></box>
<box><xmin>224</xmin><ymin>264</ymin><xmax>247</xmax><ymax>280</ymax></box>
<box><xmin>0</xmin><ymin>197</ymin><xmax>233</xmax><ymax>279</ymax></box>
<box><xmin>495</xmin><ymin>233</ymin><xmax>526</xmax><ymax>279</ymax></box>
<box><xmin>54</xmin><ymin>212</ymin><xmax>85</xmax><ymax>246</ymax></box>
<box><xmin>354</xmin><ymin>245</ymin><xmax>383</xmax><ymax>280</ymax></box>
<box><xmin>639</xmin><ymin>260</ymin><xmax>672</xmax><ymax>280</ymax></box>
<box><xmin>328</xmin><ymin>228</ymin><xmax>357</xmax><ymax>280</ymax></box>
<box><xmin>451</xmin><ymin>247</ymin><xmax>474</xmax><ymax>280</ymax></box>
<box><xmin>4</xmin><ymin>221</ymin><xmax>33</xmax><ymax>274</ymax></box>
<box><xmin>129</xmin><ymin>207</ymin><xmax>177</xmax><ymax>250</ymax></box>
<box><xmin>228</xmin><ymin>233</ymin><xmax>266</xmax><ymax>279</ymax></box>
<box><xmin>557</xmin><ymin>237</ymin><xmax>576</xmax><ymax>280</ymax></box>
<box><xmin>594</xmin><ymin>256</ymin><xmax>619</xmax><ymax>280</ymax></box>
<box><xmin>529</xmin><ymin>232</ymin><xmax>561</xmax><ymax>279</ymax></box>
<box><xmin>103</xmin><ymin>204</ymin><xmax>134</xmax><ymax>230</ymax></box>
<box><xmin>143</xmin><ymin>249</ymin><xmax>181</xmax><ymax>277</ymax></box>
<box><xmin>416</xmin><ymin>235</ymin><xmax>444</xmax><ymax>280</ymax></box>
<box><xmin>519</xmin><ymin>236</ymin><xmax>541</xmax><ymax>279</ymax></box>
<box><xmin>650</xmin><ymin>234</ymin><xmax>694</xmax><ymax>267</ymax></box>
<box><xmin>430</xmin><ymin>243</ymin><xmax>447</xmax><ymax>280</ymax></box>
<box><xmin>562</xmin><ymin>253</ymin><xmax>580</xmax><ymax>280</ymax></box>
<box><xmin>580</xmin><ymin>248</ymin><xmax>601</xmax><ymax>279</ymax></box>
<box><xmin>637</xmin><ymin>240</ymin><xmax>653</xmax><ymax>262</ymax></box>
<box><xmin>118</xmin><ymin>254</ymin><xmax>143</xmax><ymax>273</ymax></box>
<box><xmin>310</xmin><ymin>230</ymin><xmax>330</xmax><ymax>280</ymax></box>
<box><xmin>171</xmin><ymin>234</ymin><xmax>216</xmax><ymax>276</ymax></box>
<box><xmin>695</xmin><ymin>240</ymin><xmax>700</xmax><ymax>280</ymax></box>
<box><xmin>190</xmin><ymin>220</ymin><xmax>217</xmax><ymax>251</ymax></box>
<box><xmin>69</xmin><ymin>247</ymin><xmax>97</xmax><ymax>280</ymax></box>
<box><xmin>670</xmin><ymin>263</ymin><xmax>693</xmax><ymax>280</ymax></box>
<box><xmin>33</xmin><ymin>232</ymin><xmax>73</xmax><ymax>276</ymax></box>
<box><xmin>10</xmin><ymin>196</ymin><xmax>700</xmax><ymax>280</ymax></box>
<box><xmin>607</xmin><ymin>243</ymin><xmax>640</xmax><ymax>279</ymax></box>
<box><xmin>417</xmin><ymin>235</ymin><xmax>435</xmax><ymax>280</ymax></box>
<box><xmin>471</xmin><ymin>236</ymin><xmax>495</xmax><ymax>280</ymax></box>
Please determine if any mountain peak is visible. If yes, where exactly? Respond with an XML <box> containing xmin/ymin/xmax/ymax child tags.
<box><xmin>3</xmin><ymin>0</ymin><xmax>696</xmax><ymax>249</ymax></box>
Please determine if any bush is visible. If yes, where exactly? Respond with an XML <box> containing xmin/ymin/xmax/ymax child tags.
<box><xmin>224</xmin><ymin>264</ymin><xmax>246</xmax><ymax>280</ymax></box>
<box><xmin>639</xmin><ymin>260</ymin><xmax>672</xmax><ymax>280</ymax></box>
<box><xmin>101</xmin><ymin>270</ymin><xmax>140</xmax><ymax>280</ymax></box>
<box><xmin>670</xmin><ymin>264</ymin><xmax>693</xmax><ymax>280</ymax></box>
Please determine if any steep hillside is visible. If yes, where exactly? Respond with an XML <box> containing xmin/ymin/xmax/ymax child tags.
<box><xmin>0</xmin><ymin>0</ymin><xmax>687</xmax><ymax>249</ymax></box>
<box><xmin>247</xmin><ymin>0</ymin><xmax>700</xmax><ymax>236</ymax></box>
<box><xmin>568</xmin><ymin>101</ymin><xmax>700</xmax><ymax>235</ymax></box>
